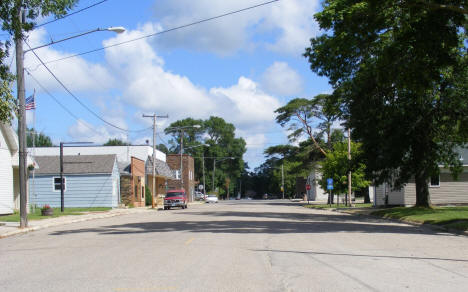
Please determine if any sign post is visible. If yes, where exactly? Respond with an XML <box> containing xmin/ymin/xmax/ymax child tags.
<box><xmin>326</xmin><ymin>178</ymin><xmax>333</xmax><ymax>207</ymax></box>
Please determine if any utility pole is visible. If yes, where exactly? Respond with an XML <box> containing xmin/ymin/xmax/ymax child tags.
<box><xmin>202</xmin><ymin>152</ymin><xmax>206</xmax><ymax>197</ymax></box>
<box><xmin>60</xmin><ymin>143</ymin><xmax>64</xmax><ymax>212</ymax></box>
<box><xmin>180</xmin><ymin>130</ymin><xmax>184</xmax><ymax>190</ymax></box>
<box><xmin>143</xmin><ymin>114</ymin><xmax>168</xmax><ymax>209</ymax></box>
<box><xmin>281</xmin><ymin>163</ymin><xmax>285</xmax><ymax>200</ymax></box>
<box><xmin>348</xmin><ymin>128</ymin><xmax>352</xmax><ymax>207</ymax></box>
<box><xmin>15</xmin><ymin>7</ymin><xmax>27</xmax><ymax>228</ymax></box>
<box><xmin>212</xmin><ymin>158</ymin><xmax>216</xmax><ymax>192</ymax></box>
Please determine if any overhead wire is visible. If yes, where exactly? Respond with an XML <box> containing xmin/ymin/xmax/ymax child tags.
<box><xmin>25</xmin><ymin>68</ymin><xmax>104</xmax><ymax>137</ymax></box>
<box><xmin>35</xmin><ymin>0</ymin><xmax>109</xmax><ymax>28</ymax></box>
<box><xmin>24</xmin><ymin>40</ymin><xmax>151</xmax><ymax>133</ymax></box>
<box><xmin>32</xmin><ymin>0</ymin><xmax>280</xmax><ymax>66</ymax></box>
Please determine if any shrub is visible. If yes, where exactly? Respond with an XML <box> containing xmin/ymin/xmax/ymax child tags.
<box><xmin>145</xmin><ymin>185</ymin><xmax>153</xmax><ymax>206</ymax></box>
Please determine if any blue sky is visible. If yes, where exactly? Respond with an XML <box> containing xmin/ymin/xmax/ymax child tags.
<box><xmin>4</xmin><ymin>0</ymin><xmax>331</xmax><ymax>169</ymax></box>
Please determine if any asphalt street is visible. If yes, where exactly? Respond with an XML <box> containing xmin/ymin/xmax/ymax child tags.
<box><xmin>1</xmin><ymin>200</ymin><xmax>467</xmax><ymax>292</ymax></box>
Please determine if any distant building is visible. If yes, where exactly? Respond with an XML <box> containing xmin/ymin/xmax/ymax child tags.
<box><xmin>373</xmin><ymin>148</ymin><xmax>468</xmax><ymax>206</ymax></box>
<box><xmin>166</xmin><ymin>154</ymin><xmax>196</xmax><ymax>202</ymax></box>
<box><xmin>31</xmin><ymin>145</ymin><xmax>174</xmax><ymax>206</ymax></box>
<box><xmin>30</xmin><ymin>155</ymin><xmax>120</xmax><ymax>208</ymax></box>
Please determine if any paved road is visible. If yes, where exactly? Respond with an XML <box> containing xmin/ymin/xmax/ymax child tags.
<box><xmin>1</xmin><ymin>201</ymin><xmax>467</xmax><ymax>292</ymax></box>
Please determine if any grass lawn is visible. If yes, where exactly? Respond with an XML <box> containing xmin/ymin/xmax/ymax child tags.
<box><xmin>371</xmin><ymin>206</ymin><xmax>468</xmax><ymax>231</ymax></box>
<box><xmin>0</xmin><ymin>207</ymin><xmax>112</xmax><ymax>222</ymax></box>
<box><xmin>304</xmin><ymin>203</ymin><xmax>373</xmax><ymax>209</ymax></box>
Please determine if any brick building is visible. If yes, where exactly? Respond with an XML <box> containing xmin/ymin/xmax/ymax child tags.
<box><xmin>166</xmin><ymin>154</ymin><xmax>196</xmax><ymax>202</ymax></box>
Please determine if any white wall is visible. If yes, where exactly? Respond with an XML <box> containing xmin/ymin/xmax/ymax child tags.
<box><xmin>0</xmin><ymin>128</ymin><xmax>14</xmax><ymax>214</ymax></box>
<box><xmin>31</xmin><ymin>145</ymin><xmax>166</xmax><ymax>163</ymax></box>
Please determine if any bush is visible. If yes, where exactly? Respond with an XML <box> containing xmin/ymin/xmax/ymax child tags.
<box><xmin>145</xmin><ymin>185</ymin><xmax>153</xmax><ymax>206</ymax></box>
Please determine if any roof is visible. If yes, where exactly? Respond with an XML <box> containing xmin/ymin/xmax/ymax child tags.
<box><xmin>146</xmin><ymin>156</ymin><xmax>175</xmax><ymax>179</ymax></box>
<box><xmin>34</xmin><ymin>155</ymin><xmax>117</xmax><ymax>175</ymax></box>
<box><xmin>29</xmin><ymin>145</ymin><xmax>166</xmax><ymax>163</ymax></box>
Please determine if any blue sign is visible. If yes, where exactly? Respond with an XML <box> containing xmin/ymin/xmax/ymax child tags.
<box><xmin>327</xmin><ymin>178</ymin><xmax>333</xmax><ymax>190</ymax></box>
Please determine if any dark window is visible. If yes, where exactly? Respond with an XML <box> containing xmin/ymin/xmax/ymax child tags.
<box><xmin>166</xmin><ymin>192</ymin><xmax>184</xmax><ymax>198</ymax></box>
<box><xmin>53</xmin><ymin>177</ymin><xmax>65</xmax><ymax>191</ymax></box>
<box><xmin>430</xmin><ymin>175</ymin><xmax>440</xmax><ymax>187</ymax></box>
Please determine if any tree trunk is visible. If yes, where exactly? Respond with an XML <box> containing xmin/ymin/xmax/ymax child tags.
<box><xmin>415</xmin><ymin>172</ymin><xmax>431</xmax><ymax>207</ymax></box>
<box><xmin>363</xmin><ymin>187</ymin><xmax>370</xmax><ymax>203</ymax></box>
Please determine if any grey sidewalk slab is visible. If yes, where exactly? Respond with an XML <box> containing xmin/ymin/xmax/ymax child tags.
<box><xmin>0</xmin><ymin>207</ymin><xmax>150</xmax><ymax>239</ymax></box>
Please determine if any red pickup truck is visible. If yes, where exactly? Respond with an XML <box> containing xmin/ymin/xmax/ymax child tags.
<box><xmin>164</xmin><ymin>189</ymin><xmax>188</xmax><ymax>210</ymax></box>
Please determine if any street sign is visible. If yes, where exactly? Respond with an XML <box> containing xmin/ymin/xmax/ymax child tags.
<box><xmin>306</xmin><ymin>184</ymin><xmax>311</xmax><ymax>191</ymax></box>
<box><xmin>198</xmin><ymin>184</ymin><xmax>204</xmax><ymax>190</ymax></box>
<box><xmin>327</xmin><ymin>178</ymin><xmax>333</xmax><ymax>190</ymax></box>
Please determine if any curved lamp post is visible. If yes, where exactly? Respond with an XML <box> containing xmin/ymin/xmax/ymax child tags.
<box><xmin>15</xmin><ymin>22</ymin><xmax>125</xmax><ymax>227</ymax></box>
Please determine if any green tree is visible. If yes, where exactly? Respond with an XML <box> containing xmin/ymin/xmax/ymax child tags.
<box><xmin>103</xmin><ymin>138</ymin><xmax>129</xmax><ymax>146</ymax></box>
<box><xmin>305</xmin><ymin>0</ymin><xmax>468</xmax><ymax>207</ymax></box>
<box><xmin>275</xmin><ymin>94</ymin><xmax>341</xmax><ymax>155</ymax></box>
<box><xmin>165</xmin><ymin>116</ymin><xmax>247</xmax><ymax>193</ymax></box>
<box><xmin>156</xmin><ymin>143</ymin><xmax>169</xmax><ymax>153</ymax></box>
<box><xmin>26</xmin><ymin>128</ymin><xmax>52</xmax><ymax>147</ymax></box>
<box><xmin>319</xmin><ymin>142</ymin><xmax>370</xmax><ymax>202</ymax></box>
<box><xmin>0</xmin><ymin>0</ymin><xmax>78</xmax><ymax>122</ymax></box>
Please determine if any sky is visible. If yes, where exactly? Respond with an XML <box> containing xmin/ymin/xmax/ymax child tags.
<box><xmin>3</xmin><ymin>0</ymin><xmax>331</xmax><ymax>169</ymax></box>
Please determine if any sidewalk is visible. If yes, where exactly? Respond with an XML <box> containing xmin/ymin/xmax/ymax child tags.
<box><xmin>0</xmin><ymin>207</ymin><xmax>149</xmax><ymax>239</ymax></box>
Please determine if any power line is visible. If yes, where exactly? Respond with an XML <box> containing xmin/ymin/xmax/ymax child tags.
<box><xmin>35</xmin><ymin>0</ymin><xmax>109</xmax><ymax>28</ymax></box>
<box><xmin>25</xmin><ymin>68</ymin><xmax>103</xmax><ymax>137</ymax></box>
<box><xmin>25</xmin><ymin>40</ymin><xmax>150</xmax><ymax>133</ymax></box>
<box><xmin>33</xmin><ymin>0</ymin><xmax>280</xmax><ymax>66</ymax></box>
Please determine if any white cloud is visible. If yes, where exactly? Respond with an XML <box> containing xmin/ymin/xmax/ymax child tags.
<box><xmin>261</xmin><ymin>62</ymin><xmax>303</xmax><ymax>96</ymax></box>
<box><xmin>210</xmin><ymin>76</ymin><xmax>281</xmax><ymax>127</ymax></box>
<box><xmin>67</xmin><ymin>119</ymin><xmax>127</xmax><ymax>144</ymax></box>
<box><xmin>103</xmin><ymin>24</ymin><xmax>216</xmax><ymax>119</ymax></box>
<box><xmin>151</xmin><ymin>0</ymin><xmax>320</xmax><ymax>55</ymax></box>
<box><xmin>23</xmin><ymin>28</ymin><xmax>114</xmax><ymax>93</ymax></box>
<box><xmin>101</xmin><ymin>26</ymin><xmax>281</xmax><ymax>130</ymax></box>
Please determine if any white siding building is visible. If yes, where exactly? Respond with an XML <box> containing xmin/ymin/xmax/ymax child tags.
<box><xmin>0</xmin><ymin>123</ymin><xmax>16</xmax><ymax>214</ymax></box>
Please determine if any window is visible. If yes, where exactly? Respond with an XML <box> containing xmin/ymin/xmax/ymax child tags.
<box><xmin>430</xmin><ymin>175</ymin><xmax>440</xmax><ymax>187</ymax></box>
<box><xmin>53</xmin><ymin>177</ymin><xmax>66</xmax><ymax>191</ymax></box>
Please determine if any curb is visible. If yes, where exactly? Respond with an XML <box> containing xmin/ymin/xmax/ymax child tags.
<box><xmin>0</xmin><ymin>209</ymin><xmax>146</xmax><ymax>239</ymax></box>
<box><xmin>304</xmin><ymin>205</ymin><xmax>468</xmax><ymax>237</ymax></box>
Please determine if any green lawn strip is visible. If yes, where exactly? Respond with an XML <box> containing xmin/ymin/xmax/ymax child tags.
<box><xmin>371</xmin><ymin>207</ymin><xmax>468</xmax><ymax>231</ymax></box>
<box><xmin>0</xmin><ymin>207</ymin><xmax>112</xmax><ymax>222</ymax></box>
<box><xmin>304</xmin><ymin>203</ymin><xmax>372</xmax><ymax>209</ymax></box>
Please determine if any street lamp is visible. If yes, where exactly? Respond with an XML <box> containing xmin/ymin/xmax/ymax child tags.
<box><xmin>24</xmin><ymin>27</ymin><xmax>126</xmax><ymax>53</ymax></box>
<box><xmin>15</xmin><ymin>19</ymin><xmax>125</xmax><ymax>227</ymax></box>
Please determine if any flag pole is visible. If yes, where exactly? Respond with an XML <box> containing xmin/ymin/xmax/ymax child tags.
<box><xmin>32</xmin><ymin>89</ymin><xmax>36</xmax><ymax>213</ymax></box>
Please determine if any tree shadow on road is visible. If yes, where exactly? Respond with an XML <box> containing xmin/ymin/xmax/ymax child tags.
<box><xmin>49</xmin><ymin>210</ymin><xmax>454</xmax><ymax>237</ymax></box>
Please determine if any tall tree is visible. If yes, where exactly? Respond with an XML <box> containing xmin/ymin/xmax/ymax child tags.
<box><xmin>26</xmin><ymin>128</ymin><xmax>52</xmax><ymax>147</ymax></box>
<box><xmin>305</xmin><ymin>0</ymin><xmax>468</xmax><ymax>207</ymax></box>
<box><xmin>0</xmin><ymin>0</ymin><xmax>78</xmax><ymax>122</ymax></box>
<box><xmin>275</xmin><ymin>94</ymin><xmax>341</xmax><ymax>155</ymax></box>
<box><xmin>165</xmin><ymin>116</ymin><xmax>247</xmax><ymax>193</ymax></box>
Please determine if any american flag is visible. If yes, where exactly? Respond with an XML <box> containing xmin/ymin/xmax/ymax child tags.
<box><xmin>25</xmin><ymin>93</ymin><xmax>36</xmax><ymax>110</ymax></box>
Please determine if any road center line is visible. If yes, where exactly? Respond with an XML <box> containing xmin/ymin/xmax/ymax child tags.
<box><xmin>185</xmin><ymin>237</ymin><xmax>195</xmax><ymax>245</ymax></box>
